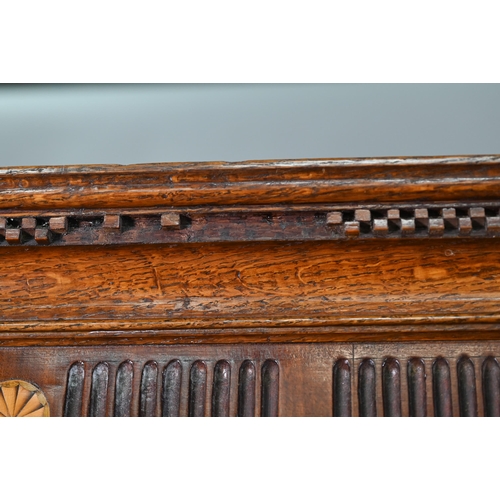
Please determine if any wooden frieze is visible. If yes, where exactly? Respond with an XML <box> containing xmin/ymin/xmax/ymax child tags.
<box><xmin>1</xmin><ymin>155</ymin><xmax>499</xmax><ymax>416</ymax></box>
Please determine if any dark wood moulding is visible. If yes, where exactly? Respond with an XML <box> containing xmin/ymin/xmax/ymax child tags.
<box><xmin>2</xmin><ymin>155</ymin><xmax>500</xmax><ymax>210</ymax></box>
<box><xmin>1</xmin><ymin>155</ymin><xmax>500</xmax><ymax>246</ymax></box>
<box><xmin>1</xmin><ymin>205</ymin><xmax>500</xmax><ymax>247</ymax></box>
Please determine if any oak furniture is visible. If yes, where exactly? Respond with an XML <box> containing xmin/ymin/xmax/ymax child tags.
<box><xmin>1</xmin><ymin>155</ymin><xmax>499</xmax><ymax>416</ymax></box>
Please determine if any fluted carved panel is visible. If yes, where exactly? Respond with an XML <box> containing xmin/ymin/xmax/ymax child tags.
<box><xmin>336</xmin><ymin>347</ymin><xmax>500</xmax><ymax>417</ymax></box>
<box><xmin>1</xmin><ymin>342</ymin><xmax>499</xmax><ymax>416</ymax></box>
<box><xmin>60</xmin><ymin>356</ymin><xmax>281</xmax><ymax>417</ymax></box>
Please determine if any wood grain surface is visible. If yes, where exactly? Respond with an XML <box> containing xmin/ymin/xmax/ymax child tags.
<box><xmin>0</xmin><ymin>238</ymin><xmax>500</xmax><ymax>344</ymax></box>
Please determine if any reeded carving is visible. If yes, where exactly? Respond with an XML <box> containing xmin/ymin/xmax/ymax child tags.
<box><xmin>89</xmin><ymin>362</ymin><xmax>109</xmax><ymax>417</ymax></box>
<box><xmin>55</xmin><ymin>352</ymin><xmax>500</xmax><ymax>417</ymax></box>
<box><xmin>331</xmin><ymin>354</ymin><xmax>499</xmax><ymax>417</ymax></box>
<box><xmin>407</xmin><ymin>358</ymin><xmax>427</xmax><ymax>417</ymax></box>
<box><xmin>238</xmin><ymin>360</ymin><xmax>256</xmax><ymax>417</ymax></box>
<box><xmin>382</xmin><ymin>357</ymin><xmax>402</xmax><ymax>417</ymax></box>
<box><xmin>64</xmin><ymin>361</ymin><xmax>85</xmax><ymax>417</ymax></box>
<box><xmin>358</xmin><ymin>359</ymin><xmax>376</xmax><ymax>417</ymax></box>
<box><xmin>212</xmin><ymin>360</ymin><xmax>231</xmax><ymax>417</ymax></box>
<box><xmin>0</xmin><ymin>380</ymin><xmax>50</xmax><ymax>417</ymax></box>
<box><xmin>140</xmin><ymin>361</ymin><xmax>158</xmax><ymax>417</ymax></box>
<box><xmin>457</xmin><ymin>356</ymin><xmax>478</xmax><ymax>417</ymax></box>
<box><xmin>333</xmin><ymin>358</ymin><xmax>352</xmax><ymax>417</ymax></box>
<box><xmin>188</xmin><ymin>360</ymin><xmax>207</xmax><ymax>417</ymax></box>
<box><xmin>432</xmin><ymin>357</ymin><xmax>453</xmax><ymax>417</ymax></box>
<box><xmin>261</xmin><ymin>360</ymin><xmax>279</xmax><ymax>417</ymax></box>
<box><xmin>162</xmin><ymin>360</ymin><xmax>182</xmax><ymax>417</ymax></box>
<box><xmin>482</xmin><ymin>356</ymin><xmax>500</xmax><ymax>417</ymax></box>
<box><xmin>114</xmin><ymin>360</ymin><xmax>134</xmax><ymax>417</ymax></box>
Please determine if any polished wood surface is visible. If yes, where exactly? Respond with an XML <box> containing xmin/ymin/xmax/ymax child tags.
<box><xmin>1</xmin><ymin>155</ymin><xmax>499</xmax><ymax>415</ymax></box>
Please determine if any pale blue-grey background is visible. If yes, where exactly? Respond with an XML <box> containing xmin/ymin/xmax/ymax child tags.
<box><xmin>0</xmin><ymin>84</ymin><xmax>498</xmax><ymax>166</ymax></box>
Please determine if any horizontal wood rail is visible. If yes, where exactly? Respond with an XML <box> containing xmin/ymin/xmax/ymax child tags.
<box><xmin>1</xmin><ymin>155</ymin><xmax>500</xmax><ymax>210</ymax></box>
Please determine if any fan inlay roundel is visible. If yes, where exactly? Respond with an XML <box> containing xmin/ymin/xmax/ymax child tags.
<box><xmin>0</xmin><ymin>380</ymin><xmax>50</xmax><ymax>417</ymax></box>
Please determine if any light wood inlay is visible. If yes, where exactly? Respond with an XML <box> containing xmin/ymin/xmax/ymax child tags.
<box><xmin>0</xmin><ymin>380</ymin><xmax>49</xmax><ymax>417</ymax></box>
